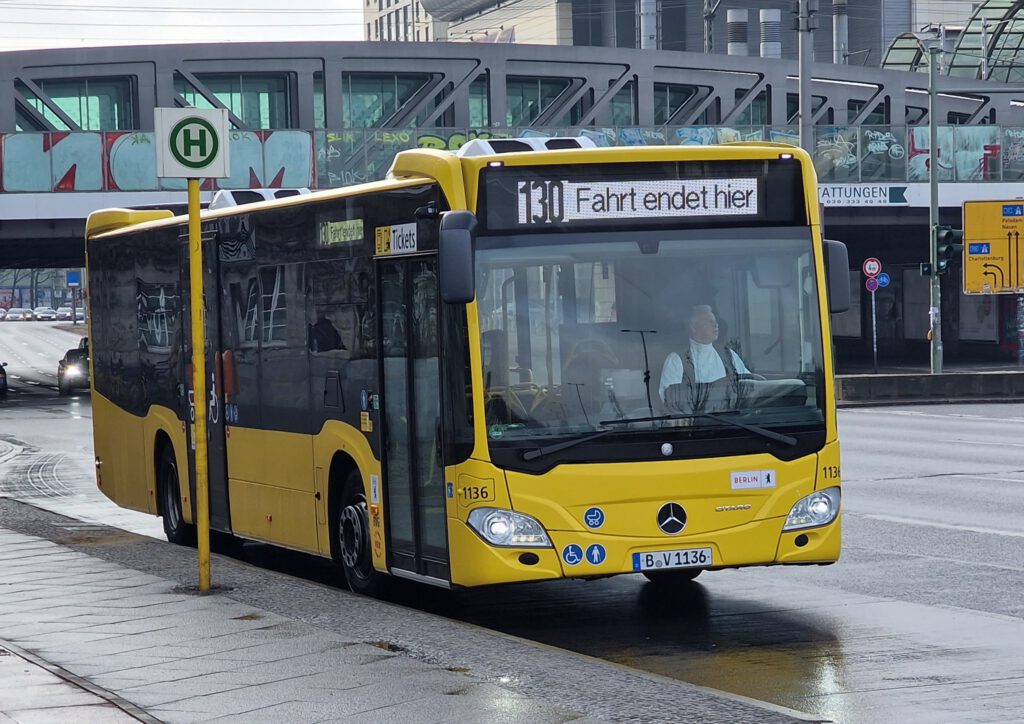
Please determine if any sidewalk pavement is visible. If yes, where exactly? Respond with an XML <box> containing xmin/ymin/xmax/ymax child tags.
<box><xmin>0</xmin><ymin>499</ymin><xmax>819</xmax><ymax>724</ymax></box>
<box><xmin>0</xmin><ymin>638</ymin><xmax>148</xmax><ymax>723</ymax></box>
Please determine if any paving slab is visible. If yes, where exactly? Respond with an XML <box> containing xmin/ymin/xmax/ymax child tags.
<box><xmin>0</xmin><ymin>640</ymin><xmax>151</xmax><ymax>723</ymax></box>
<box><xmin>0</xmin><ymin>502</ymin><xmax>824</xmax><ymax>724</ymax></box>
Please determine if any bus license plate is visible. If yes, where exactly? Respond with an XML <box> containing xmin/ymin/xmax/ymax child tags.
<box><xmin>632</xmin><ymin>547</ymin><xmax>712</xmax><ymax>572</ymax></box>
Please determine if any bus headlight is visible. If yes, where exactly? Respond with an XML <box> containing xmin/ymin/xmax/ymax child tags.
<box><xmin>783</xmin><ymin>487</ymin><xmax>841</xmax><ymax>531</ymax></box>
<box><xmin>467</xmin><ymin>508</ymin><xmax>552</xmax><ymax>548</ymax></box>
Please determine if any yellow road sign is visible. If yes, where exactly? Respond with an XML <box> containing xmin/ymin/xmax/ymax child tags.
<box><xmin>963</xmin><ymin>200</ymin><xmax>1024</xmax><ymax>294</ymax></box>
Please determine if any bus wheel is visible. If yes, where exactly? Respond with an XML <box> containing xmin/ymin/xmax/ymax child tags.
<box><xmin>335</xmin><ymin>470</ymin><xmax>387</xmax><ymax>597</ymax></box>
<box><xmin>158</xmin><ymin>445</ymin><xmax>196</xmax><ymax>547</ymax></box>
<box><xmin>642</xmin><ymin>568</ymin><xmax>703</xmax><ymax>585</ymax></box>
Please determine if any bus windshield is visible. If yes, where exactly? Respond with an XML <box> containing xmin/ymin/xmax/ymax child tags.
<box><xmin>474</xmin><ymin>227</ymin><xmax>825</xmax><ymax>455</ymax></box>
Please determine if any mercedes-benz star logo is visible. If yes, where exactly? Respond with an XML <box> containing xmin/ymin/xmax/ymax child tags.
<box><xmin>657</xmin><ymin>503</ymin><xmax>687</xmax><ymax>535</ymax></box>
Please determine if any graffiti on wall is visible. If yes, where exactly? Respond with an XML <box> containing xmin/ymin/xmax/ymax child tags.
<box><xmin>1004</xmin><ymin>128</ymin><xmax>1024</xmax><ymax>180</ymax></box>
<box><xmin>908</xmin><ymin>126</ymin><xmax>1001</xmax><ymax>182</ymax></box>
<box><xmin>814</xmin><ymin>127</ymin><xmax>858</xmax><ymax>181</ymax></box>
<box><xmin>1</xmin><ymin>132</ymin><xmax>103</xmax><ymax>192</ymax></box>
<box><xmin>2</xmin><ymin>131</ymin><xmax>315</xmax><ymax>193</ymax></box>
<box><xmin>859</xmin><ymin>129</ymin><xmax>906</xmax><ymax>180</ymax></box>
<box><xmin>316</xmin><ymin>129</ymin><xmax>518</xmax><ymax>186</ymax></box>
<box><xmin>3</xmin><ymin>125</ymin><xmax>1024</xmax><ymax>193</ymax></box>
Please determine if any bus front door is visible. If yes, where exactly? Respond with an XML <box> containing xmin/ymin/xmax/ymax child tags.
<box><xmin>378</xmin><ymin>255</ymin><xmax>450</xmax><ymax>585</ymax></box>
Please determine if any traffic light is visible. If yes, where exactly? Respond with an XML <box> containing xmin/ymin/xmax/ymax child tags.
<box><xmin>935</xmin><ymin>226</ymin><xmax>963</xmax><ymax>275</ymax></box>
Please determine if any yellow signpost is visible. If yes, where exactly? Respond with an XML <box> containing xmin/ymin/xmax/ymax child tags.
<box><xmin>963</xmin><ymin>200</ymin><xmax>1024</xmax><ymax>294</ymax></box>
<box><xmin>155</xmin><ymin>107</ymin><xmax>229</xmax><ymax>592</ymax></box>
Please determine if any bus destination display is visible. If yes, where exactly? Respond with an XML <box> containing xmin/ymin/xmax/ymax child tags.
<box><xmin>516</xmin><ymin>178</ymin><xmax>758</xmax><ymax>225</ymax></box>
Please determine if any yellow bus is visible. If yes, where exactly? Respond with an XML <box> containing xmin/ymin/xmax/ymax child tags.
<box><xmin>85</xmin><ymin>138</ymin><xmax>850</xmax><ymax>594</ymax></box>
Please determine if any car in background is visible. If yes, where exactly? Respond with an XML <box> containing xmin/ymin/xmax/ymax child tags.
<box><xmin>5</xmin><ymin>308</ymin><xmax>28</xmax><ymax>321</ymax></box>
<box><xmin>55</xmin><ymin>306</ymin><xmax>73</xmax><ymax>321</ymax></box>
<box><xmin>0</xmin><ymin>362</ymin><xmax>7</xmax><ymax>397</ymax></box>
<box><xmin>33</xmin><ymin>306</ymin><xmax>57</xmax><ymax>321</ymax></box>
<box><xmin>0</xmin><ymin>309</ymin><xmax>6</xmax><ymax>321</ymax></box>
<box><xmin>57</xmin><ymin>343</ymin><xmax>90</xmax><ymax>395</ymax></box>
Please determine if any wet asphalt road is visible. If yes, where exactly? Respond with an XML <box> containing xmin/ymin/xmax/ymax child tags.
<box><xmin>2</xmin><ymin>321</ymin><xmax>1024</xmax><ymax>722</ymax></box>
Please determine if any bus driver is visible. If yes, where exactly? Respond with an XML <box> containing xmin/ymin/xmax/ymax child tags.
<box><xmin>658</xmin><ymin>305</ymin><xmax>754</xmax><ymax>413</ymax></box>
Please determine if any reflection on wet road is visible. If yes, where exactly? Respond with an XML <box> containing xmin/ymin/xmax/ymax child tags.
<box><xmin>3</xmin><ymin>342</ymin><xmax>1024</xmax><ymax>724</ymax></box>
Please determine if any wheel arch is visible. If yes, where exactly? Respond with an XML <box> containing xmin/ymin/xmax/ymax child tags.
<box><xmin>327</xmin><ymin>451</ymin><xmax>360</xmax><ymax>548</ymax></box>
<box><xmin>153</xmin><ymin>430</ymin><xmax>175</xmax><ymax>518</ymax></box>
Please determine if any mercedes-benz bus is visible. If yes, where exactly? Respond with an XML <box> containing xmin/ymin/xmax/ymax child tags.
<box><xmin>85</xmin><ymin>138</ymin><xmax>850</xmax><ymax>594</ymax></box>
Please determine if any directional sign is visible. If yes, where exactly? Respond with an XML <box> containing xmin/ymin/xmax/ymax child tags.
<box><xmin>862</xmin><ymin>257</ymin><xmax>882</xmax><ymax>277</ymax></box>
<box><xmin>876</xmin><ymin>272</ymin><xmax>891</xmax><ymax>288</ymax></box>
<box><xmin>155</xmin><ymin>108</ymin><xmax>230</xmax><ymax>179</ymax></box>
<box><xmin>865</xmin><ymin>277</ymin><xmax>879</xmax><ymax>292</ymax></box>
<box><xmin>963</xmin><ymin>200</ymin><xmax>1024</xmax><ymax>294</ymax></box>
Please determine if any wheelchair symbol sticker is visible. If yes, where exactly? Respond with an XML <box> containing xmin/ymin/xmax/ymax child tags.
<box><xmin>584</xmin><ymin>507</ymin><xmax>605</xmax><ymax>529</ymax></box>
<box><xmin>562</xmin><ymin>544</ymin><xmax>584</xmax><ymax>566</ymax></box>
<box><xmin>586</xmin><ymin>544</ymin><xmax>606</xmax><ymax>565</ymax></box>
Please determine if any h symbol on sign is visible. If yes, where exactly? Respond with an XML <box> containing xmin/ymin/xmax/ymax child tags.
<box><xmin>183</xmin><ymin>128</ymin><xmax>208</xmax><ymax>156</ymax></box>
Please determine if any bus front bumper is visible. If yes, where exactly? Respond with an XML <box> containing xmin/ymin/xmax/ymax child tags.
<box><xmin>448</xmin><ymin>514</ymin><xmax>841</xmax><ymax>588</ymax></box>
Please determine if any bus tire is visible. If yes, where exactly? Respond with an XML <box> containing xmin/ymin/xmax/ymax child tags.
<box><xmin>334</xmin><ymin>469</ymin><xmax>388</xmax><ymax>597</ymax></box>
<box><xmin>642</xmin><ymin>568</ymin><xmax>703</xmax><ymax>585</ymax></box>
<box><xmin>158</xmin><ymin>444</ymin><xmax>196</xmax><ymax>547</ymax></box>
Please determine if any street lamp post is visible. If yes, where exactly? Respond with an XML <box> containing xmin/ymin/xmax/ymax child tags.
<box><xmin>795</xmin><ymin>0</ymin><xmax>818</xmax><ymax>154</ymax></box>
<box><xmin>927</xmin><ymin>42</ymin><xmax>943</xmax><ymax>373</ymax></box>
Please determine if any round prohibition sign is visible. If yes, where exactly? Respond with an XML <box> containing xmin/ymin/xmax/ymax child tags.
<box><xmin>862</xmin><ymin>257</ymin><xmax>882</xmax><ymax>278</ymax></box>
<box><xmin>169</xmin><ymin>116</ymin><xmax>220</xmax><ymax>170</ymax></box>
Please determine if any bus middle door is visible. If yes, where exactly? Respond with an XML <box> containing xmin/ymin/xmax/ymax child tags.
<box><xmin>179</xmin><ymin>229</ymin><xmax>232</xmax><ymax>533</ymax></box>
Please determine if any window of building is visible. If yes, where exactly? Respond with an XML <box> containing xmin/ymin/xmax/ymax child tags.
<box><xmin>175</xmin><ymin>73</ymin><xmax>291</xmax><ymax>129</ymax></box>
<box><xmin>342</xmin><ymin>73</ymin><xmax>429</xmax><ymax>128</ymax></box>
<box><xmin>733</xmin><ymin>88</ymin><xmax>769</xmax><ymax>125</ymax></box>
<box><xmin>848</xmin><ymin>100</ymin><xmax>887</xmax><ymax>125</ymax></box>
<box><xmin>260</xmin><ymin>266</ymin><xmax>288</xmax><ymax>344</ymax></box>
<box><xmin>987</xmin><ymin>13</ymin><xmax>1024</xmax><ymax>82</ymax></box>
<box><xmin>786</xmin><ymin>93</ymin><xmax>828</xmax><ymax>125</ymax></box>
<box><xmin>949</xmin><ymin>0</ymin><xmax>1016</xmax><ymax>78</ymax></box>
<box><xmin>17</xmin><ymin>77</ymin><xmax>134</xmax><ymax>131</ymax></box>
<box><xmin>505</xmin><ymin>76</ymin><xmax>570</xmax><ymax>127</ymax></box>
<box><xmin>313</xmin><ymin>74</ymin><xmax>325</xmax><ymax>129</ymax></box>
<box><xmin>469</xmin><ymin>75</ymin><xmax>489</xmax><ymax>127</ymax></box>
<box><xmin>610</xmin><ymin>81</ymin><xmax>636</xmax><ymax>125</ymax></box>
<box><xmin>14</xmin><ymin>105</ymin><xmax>45</xmax><ymax>132</ymax></box>
<box><xmin>653</xmin><ymin>83</ymin><xmax>697</xmax><ymax>125</ymax></box>
<box><xmin>403</xmin><ymin>7</ymin><xmax>409</xmax><ymax>39</ymax></box>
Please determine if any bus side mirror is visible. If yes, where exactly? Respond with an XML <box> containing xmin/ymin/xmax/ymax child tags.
<box><xmin>824</xmin><ymin>239</ymin><xmax>850</xmax><ymax>314</ymax></box>
<box><xmin>439</xmin><ymin>211</ymin><xmax>476</xmax><ymax>304</ymax></box>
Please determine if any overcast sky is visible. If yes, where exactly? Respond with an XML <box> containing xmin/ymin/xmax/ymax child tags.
<box><xmin>0</xmin><ymin>0</ymin><xmax>364</xmax><ymax>51</ymax></box>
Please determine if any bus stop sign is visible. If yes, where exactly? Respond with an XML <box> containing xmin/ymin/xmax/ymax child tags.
<box><xmin>155</xmin><ymin>108</ymin><xmax>230</xmax><ymax>179</ymax></box>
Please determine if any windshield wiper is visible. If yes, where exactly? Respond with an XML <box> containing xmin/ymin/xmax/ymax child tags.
<box><xmin>521</xmin><ymin>429</ymin><xmax>618</xmax><ymax>461</ymax></box>
<box><xmin>598</xmin><ymin>411</ymin><xmax>798</xmax><ymax>447</ymax></box>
